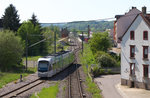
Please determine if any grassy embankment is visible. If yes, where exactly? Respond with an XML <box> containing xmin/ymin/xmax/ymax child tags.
<box><xmin>79</xmin><ymin>43</ymin><xmax>102</xmax><ymax>98</ymax></box>
<box><xmin>23</xmin><ymin>56</ymin><xmax>42</xmax><ymax>61</ymax></box>
<box><xmin>30</xmin><ymin>82</ymin><xmax>59</xmax><ymax>98</ymax></box>
<box><xmin>0</xmin><ymin>55</ymin><xmax>39</xmax><ymax>89</ymax></box>
<box><xmin>0</xmin><ymin>67</ymin><xmax>37</xmax><ymax>89</ymax></box>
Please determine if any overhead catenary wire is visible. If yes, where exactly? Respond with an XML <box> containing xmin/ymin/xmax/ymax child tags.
<box><xmin>28</xmin><ymin>36</ymin><xmax>51</xmax><ymax>48</ymax></box>
<box><xmin>40</xmin><ymin>12</ymin><xmax>146</xmax><ymax>24</ymax></box>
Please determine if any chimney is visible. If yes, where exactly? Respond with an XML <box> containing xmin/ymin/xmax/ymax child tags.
<box><xmin>132</xmin><ymin>7</ymin><xmax>136</xmax><ymax>9</ymax></box>
<box><xmin>142</xmin><ymin>6</ymin><xmax>146</xmax><ymax>15</ymax></box>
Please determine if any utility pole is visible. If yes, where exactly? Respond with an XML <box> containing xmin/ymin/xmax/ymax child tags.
<box><xmin>82</xmin><ymin>32</ymin><xmax>83</xmax><ymax>55</ymax></box>
<box><xmin>25</xmin><ymin>32</ymin><xmax>28</xmax><ymax>71</ymax></box>
<box><xmin>54</xmin><ymin>31</ymin><xmax>56</xmax><ymax>54</ymax></box>
<box><xmin>88</xmin><ymin>25</ymin><xmax>90</xmax><ymax>39</ymax></box>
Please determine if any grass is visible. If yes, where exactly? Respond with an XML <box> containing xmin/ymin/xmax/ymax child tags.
<box><xmin>79</xmin><ymin>43</ymin><xmax>102</xmax><ymax>98</ymax></box>
<box><xmin>0</xmin><ymin>67</ymin><xmax>37</xmax><ymax>88</ymax></box>
<box><xmin>30</xmin><ymin>82</ymin><xmax>59</xmax><ymax>98</ymax></box>
<box><xmin>23</xmin><ymin>56</ymin><xmax>42</xmax><ymax>61</ymax></box>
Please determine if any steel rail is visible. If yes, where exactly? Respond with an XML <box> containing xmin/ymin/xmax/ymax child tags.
<box><xmin>0</xmin><ymin>78</ymin><xmax>43</xmax><ymax>98</ymax></box>
<box><xmin>68</xmin><ymin>37</ymin><xmax>84</xmax><ymax>98</ymax></box>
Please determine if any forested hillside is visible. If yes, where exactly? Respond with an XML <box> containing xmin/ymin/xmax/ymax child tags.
<box><xmin>41</xmin><ymin>21</ymin><xmax>113</xmax><ymax>32</ymax></box>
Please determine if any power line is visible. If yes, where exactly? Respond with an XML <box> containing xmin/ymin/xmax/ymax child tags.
<box><xmin>40</xmin><ymin>13</ymin><xmax>144</xmax><ymax>24</ymax></box>
<box><xmin>28</xmin><ymin>36</ymin><xmax>51</xmax><ymax>48</ymax></box>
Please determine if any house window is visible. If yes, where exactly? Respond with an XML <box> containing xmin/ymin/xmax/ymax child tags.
<box><xmin>143</xmin><ymin>65</ymin><xmax>149</xmax><ymax>78</ymax></box>
<box><xmin>130</xmin><ymin>45</ymin><xmax>135</xmax><ymax>58</ymax></box>
<box><xmin>143</xmin><ymin>46</ymin><xmax>148</xmax><ymax>59</ymax></box>
<box><xmin>143</xmin><ymin>31</ymin><xmax>148</xmax><ymax>40</ymax></box>
<box><xmin>130</xmin><ymin>63</ymin><xmax>135</xmax><ymax>75</ymax></box>
<box><xmin>130</xmin><ymin>31</ymin><xmax>134</xmax><ymax>40</ymax></box>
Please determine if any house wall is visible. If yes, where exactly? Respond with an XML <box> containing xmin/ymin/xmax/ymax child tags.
<box><xmin>121</xmin><ymin>15</ymin><xmax>150</xmax><ymax>89</ymax></box>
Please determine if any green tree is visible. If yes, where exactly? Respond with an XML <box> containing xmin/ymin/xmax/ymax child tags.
<box><xmin>17</xmin><ymin>21</ymin><xmax>42</xmax><ymax>56</ymax></box>
<box><xmin>0</xmin><ymin>30</ymin><xmax>23</xmax><ymax>71</ymax></box>
<box><xmin>30</xmin><ymin>13</ymin><xmax>39</xmax><ymax>27</ymax></box>
<box><xmin>41</xmin><ymin>27</ymin><xmax>55</xmax><ymax>54</ymax></box>
<box><xmin>89</xmin><ymin>32</ymin><xmax>112</xmax><ymax>54</ymax></box>
<box><xmin>2</xmin><ymin>4</ymin><xmax>20</xmax><ymax>32</ymax></box>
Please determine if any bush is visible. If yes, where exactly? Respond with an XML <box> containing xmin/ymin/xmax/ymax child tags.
<box><xmin>91</xmin><ymin>66</ymin><xmax>106</xmax><ymax>77</ymax></box>
<box><xmin>100</xmin><ymin>69</ymin><xmax>105</xmax><ymax>74</ymax></box>
<box><xmin>94</xmin><ymin>51</ymin><xmax>118</xmax><ymax>68</ymax></box>
<box><xmin>107</xmin><ymin>69</ymin><xmax>112</xmax><ymax>74</ymax></box>
<box><xmin>0</xmin><ymin>30</ymin><xmax>23</xmax><ymax>71</ymax></box>
<box><xmin>92</xmin><ymin>66</ymin><xmax>101</xmax><ymax>77</ymax></box>
<box><xmin>109</xmin><ymin>52</ymin><xmax>121</xmax><ymax>62</ymax></box>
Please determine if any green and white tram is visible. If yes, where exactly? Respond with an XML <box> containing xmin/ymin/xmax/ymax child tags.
<box><xmin>37</xmin><ymin>50</ymin><xmax>75</xmax><ymax>77</ymax></box>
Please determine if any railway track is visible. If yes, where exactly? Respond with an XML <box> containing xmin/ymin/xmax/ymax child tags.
<box><xmin>68</xmin><ymin>37</ymin><xmax>85</xmax><ymax>98</ymax></box>
<box><xmin>0</xmin><ymin>78</ymin><xmax>44</xmax><ymax>98</ymax></box>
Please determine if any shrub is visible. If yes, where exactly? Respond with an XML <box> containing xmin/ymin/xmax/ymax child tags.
<box><xmin>109</xmin><ymin>52</ymin><xmax>121</xmax><ymax>62</ymax></box>
<box><xmin>0</xmin><ymin>30</ymin><xmax>23</xmax><ymax>71</ymax></box>
<box><xmin>94</xmin><ymin>51</ymin><xmax>118</xmax><ymax>68</ymax></box>
<box><xmin>107</xmin><ymin>69</ymin><xmax>112</xmax><ymax>74</ymax></box>
<box><xmin>100</xmin><ymin>69</ymin><xmax>105</xmax><ymax>74</ymax></box>
<box><xmin>92</xmin><ymin>66</ymin><xmax>101</xmax><ymax>77</ymax></box>
<box><xmin>91</xmin><ymin>66</ymin><xmax>106</xmax><ymax>77</ymax></box>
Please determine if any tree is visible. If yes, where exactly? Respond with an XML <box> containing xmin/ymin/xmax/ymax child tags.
<box><xmin>17</xmin><ymin>21</ymin><xmax>41</xmax><ymax>56</ymax></box>
<box><xmin>2</xmin><ymin>4</ymin><xmax>20</xmax><ymax>32</ymax></box>
<box><xmin>89</xmin><ymin>32</ymin><xmax>112</xmax><ymax>54</ymax></box>
<box><xmin>41</xmin><ymin>27</ymin><xmax>55</xmax><ymax>54</ymax></box>
<box><xmin>30</xmin><ymin>13</ymin><xmax>39</xmax><ymax>27</ymax></box>
<box><xmin>0</xmin><ymin>30</ymin><xmax>23</xmax><ymax>71</ymax></box>
<box><xmin>41</xmin><ymin>26</ymin><xmax>60</xmax><ymax>54</ymax></box>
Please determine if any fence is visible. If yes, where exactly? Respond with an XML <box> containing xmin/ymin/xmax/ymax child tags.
<box><xmin>103</xmin><ymin>67</ymin><xmax>120</xmax><ymax>73</ymax></box>
<box><xmin>23</xmin><ymin>61</ymin><xmax>37</xmax><ymax>68</ymax></box>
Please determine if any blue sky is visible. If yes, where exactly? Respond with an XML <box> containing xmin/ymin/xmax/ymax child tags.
<box><xmin>0</xmin><ymin>0</ymin><xmax>150</xmax><ymax>23</ymax></box>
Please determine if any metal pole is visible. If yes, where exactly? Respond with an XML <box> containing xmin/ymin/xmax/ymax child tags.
<box><xmin>82</xmin><ymin>32</ymin><xmax>83</xmax><ymax>55</ymax></box>
<box><xmin>54</xmin><ymin>31</ymin><xmax>56</xmax><ymax>54</ymax></box>
<box><xmin>25</xmin><ymin>32</ymin><xmax>28</xmax><ymax>71</ymax></box>
<box><xmin>88</xmin><ymin>25</ymin><xmax>90</xmax><ymax>39</ymax></box>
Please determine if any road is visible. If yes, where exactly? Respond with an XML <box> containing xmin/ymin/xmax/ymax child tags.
<box><xmin>94</xmin><ymin>74</ymin><xmax>122</xmax><ymax>98</ymax></box>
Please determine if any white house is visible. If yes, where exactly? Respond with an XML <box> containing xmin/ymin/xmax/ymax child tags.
<box><xmin>114</xmin><ymin>7</ymin><xmax>141</xmax><ymax>48</ymax></box>
<box><xmin>120</xmin><ymin>6</ymin><xmax>150</xmax><ymax>89</ymax></box>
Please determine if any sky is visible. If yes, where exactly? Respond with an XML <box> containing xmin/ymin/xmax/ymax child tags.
<box><xmin>0</xmin><ymin>0</ymin><xmax>150</xmax><ymax>23</ymax></box>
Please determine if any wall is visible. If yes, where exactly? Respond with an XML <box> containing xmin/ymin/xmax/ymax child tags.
<box><xmin>121</xmin><ymin>15</ymin><xmax>150</xmax><ymax>83</ymax></box>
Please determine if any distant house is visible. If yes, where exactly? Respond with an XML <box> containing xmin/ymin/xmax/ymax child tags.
<box><xmin>120</xmin><ymin>6</ymin><xmax>150</xmax><ymax>89</ymax></box>
<box><xmin>61</xmin><ymin>27</ymin><xmax>69</xmax><ymax>38</ymax></box>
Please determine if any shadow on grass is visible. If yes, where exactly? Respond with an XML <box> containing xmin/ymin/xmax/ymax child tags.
<box><xmin>0</xmin><ymin>66</ymin><xmax>36</xmax><ymax>74</ymax></box>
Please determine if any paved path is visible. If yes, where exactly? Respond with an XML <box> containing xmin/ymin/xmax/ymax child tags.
<box><xmin>116</xmin><ymin>83</ymin><xmax>150</xmax><ymax>98</ymax></box>
<box><xmin>94</xmin><ymin>74</ymin><xmax>122</xmax><ymax>98</ymax></box>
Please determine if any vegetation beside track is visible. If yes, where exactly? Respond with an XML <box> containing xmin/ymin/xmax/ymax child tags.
<box><xmin>79</xmin><ymin>43</ymin><xmax>102</xmax><ymax>98</ymax></box>
<box><xmin>30</xmin><ymin>82</ymin><xmax>59</xmax><ymax>98</ymax></box>
<box><xmin>23</xmin><ymin>56</ymin><xmax>42</xmax><ymax>61</ymax></box>
<box><xmin>0</xmin><ymin>67</ymin><xmax>37</xmax><ymax>89</ymax></box>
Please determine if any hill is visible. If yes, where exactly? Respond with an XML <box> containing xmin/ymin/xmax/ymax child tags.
<box><xmin>41</xmin><ymin>21</ymin><xmax>113</xmax><ymax>32</ymax></box>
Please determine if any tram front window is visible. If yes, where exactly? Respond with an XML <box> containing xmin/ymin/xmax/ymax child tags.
<box><xmin>38</xmin><ymin>61</ymin><xmax>48</xmax><ymax>72</ymax></box>
<box><xmin>39</xmin><ymin>61</ymin><xmax>48</xmax><ymax>68</ymax></box>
